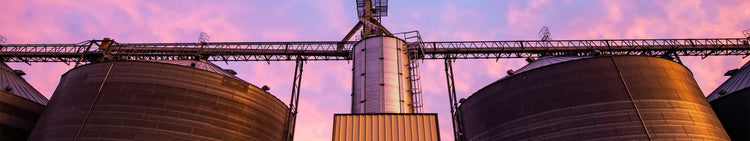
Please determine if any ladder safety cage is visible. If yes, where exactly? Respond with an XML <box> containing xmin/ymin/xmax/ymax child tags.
<box><xmin>395</xmin><ymin>30</ymin><xmax>426</xmax><ymax>113</ymax></box>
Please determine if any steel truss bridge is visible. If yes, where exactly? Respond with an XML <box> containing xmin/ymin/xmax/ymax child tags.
<box><xmin>1</xmin><ymin>38</ymin><xmax>748</xmax><ymax>63</ymax></box>
<box><xmin>2</xmin><ymin>36</ymin><xmax>750</xmax><ymax>141</ymax></box>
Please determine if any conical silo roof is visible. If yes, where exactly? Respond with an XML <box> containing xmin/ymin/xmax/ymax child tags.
<box><xmin>488</xmin><ymin>56</ymin><xmax>591</xmax><ymax>86</ymax></box>
<box><xmin>514</xmin><ymin>56</ymin><xmax>591</xmax><ymax>74</ymax></box>
<box><xmin>150</xmin><ymin>60</ymin><xmax>244</xmax><ymax>81</ymax></box>
<box><xmin>0</xmin><ymin>62</ymin><xmax>48</xmax><ymax>105</ymax></box>
<box><xmin>707</xmin><ymin>61</ymin><xmax>750</xmax><ymax>101</ymax></box>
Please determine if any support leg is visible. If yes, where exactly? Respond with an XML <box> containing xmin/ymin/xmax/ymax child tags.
<box><xmin>444</xmin><ymin>58</ymin><xmax>463</xmax><ymax>141</ymax></box>
<box><xmin>284</xmin><ymin>57</ymin><xmax>304</xmax><ymax>141</ymax></box>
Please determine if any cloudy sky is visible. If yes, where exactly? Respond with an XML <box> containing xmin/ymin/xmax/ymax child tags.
<box><xmin>2</xmin><ymin>0</ymin><xmax>749</xmax><ymax>140</ymax></box>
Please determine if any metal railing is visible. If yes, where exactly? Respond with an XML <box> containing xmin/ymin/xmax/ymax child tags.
<box><xmin>395</xmin><ymin>30</ymin><xmax>426</xmax><ymax>112</ymax></box>
<box><xmin>2</xmin><ymin>38</ymin><xmax>749</xmax><ymax>63</ymax></box>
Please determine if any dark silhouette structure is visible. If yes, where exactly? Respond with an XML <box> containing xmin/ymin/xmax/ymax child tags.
<box><xmin>706</xmin><ymin>61</ymin><xmax>750</xmax><ymax>141</ymax></box>
<box><xmin>458</xmin><ymin>56</ymin><xmax>729</xmax><ymax>140</ymax></box>
<box><xmin>0</xmin><ymin>62</ymin><xmax>48</xmax><ymax>140</ymax></box>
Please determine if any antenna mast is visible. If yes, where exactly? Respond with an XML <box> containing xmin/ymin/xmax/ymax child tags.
<box><xmin>199</xmin><ymin>32</ymin><xmax>210</xmax><ymax>43</ymax></box>
<box><xmin>539</xmin><ymin>26</ymin><xmax>551</xmax><ymax>41</ymax></box>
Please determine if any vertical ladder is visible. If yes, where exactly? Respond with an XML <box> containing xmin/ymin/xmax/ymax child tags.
<box><xmin>408</xmin><ymin>52</ymin><xmax>423</xmax><ymax>113</ymax></box>
<box><xmin>399</xmin><ymin>31</ymin><xmax>425</xmax><ymax>113</ymax></box>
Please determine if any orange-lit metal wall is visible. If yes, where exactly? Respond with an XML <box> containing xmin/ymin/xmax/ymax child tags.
<box><xmin>458</xmin><ymin>56</ymin><xmax>729</xmax><ymax>140</ymax></box>
<box><xmin>29</xmin><ymin>61</ymin><xmax>289</xmax><ymax>141</ymax></box>
<box><xmin>332</xmin><ymin>113</ymin><xmax>439</xmax><ymax>141</ymax></box>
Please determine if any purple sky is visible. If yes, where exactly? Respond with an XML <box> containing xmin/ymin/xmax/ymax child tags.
<box><xmin>2</xmin><ymin>0</ymin><xmax>750</xmax><ymax>140</ymax></box>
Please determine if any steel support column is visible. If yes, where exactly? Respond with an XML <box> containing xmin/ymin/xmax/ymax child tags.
<box><xmin>284</xmin><ymin>56</ymin><xmax>305</xmax><ymax>141</ymax></box>
<box><xmin>444</xmin><ymin>58</ymin><xmax>463</xmax><ymax>141</ymax></box>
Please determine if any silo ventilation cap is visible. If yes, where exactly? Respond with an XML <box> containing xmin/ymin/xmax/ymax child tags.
<box><xmin>13</xmin><ymin>70</ymin><xmax>26</xmax><ymax>76</ymax></box>
<box><xmin>3</xmin><ymin>86</ymin><xmax>11</xmax><ymax>92</ymax></box>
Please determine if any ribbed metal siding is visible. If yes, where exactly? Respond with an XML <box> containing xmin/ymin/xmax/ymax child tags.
<box><xmin>0</xmin><ymin>91</ymin><xmax>45</xmax><ymax>140</ymax></box>
<box><xmin>28</xmin><ymin>61</ymin><xmax>289</xmax><ymax>141</ymax></box>
<box><xmin>151</xmin><ymin>60</ymin><xmax>244</xmax><ymax>81</ymax></box>
<box><xmin>459</xmin><ymin>56</ymin><xmax>729</xmax><ymax>140</ymax></box>
<box><xmin>0</xmin><ymin>62</ymin><xmax>48</xmax><ymax>105</ymax></box>
<box><xmin>352</xmin><ymin>36</ymin><xmax>413</xmax><ymax>113</ymax></box>
<box><xmin>706</xmin><ymin>59</ymin><xmax>750</xmax><ymax>140</ymax></box>
<box><xmin>0</xmin><ymin>62</ymin><xmax>47</xmax><ymax>140</ymax></box>
<box><xmin>332</xmin><ymin>114</ymin><xmax>439</xmax><ymax>141</ymax></box>
<box><xmin>707</xmin><ymin>61</ymin><xmax>750</xmax><ymax>101</ymax></box>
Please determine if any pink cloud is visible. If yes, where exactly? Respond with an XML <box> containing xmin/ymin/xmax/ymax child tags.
<box><xmin>310</xmin><ymin>0</ymin><xmax>351</xmax><ymax>34</ymax></box>
<box><xmin>3</xmin><ymin>1</ymin><xmax>750</xmax><ymax>141</ymax></box>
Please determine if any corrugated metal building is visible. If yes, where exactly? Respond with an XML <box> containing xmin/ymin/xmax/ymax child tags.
<box><xmin>332</xmin><ymin>113</ymin><xmax>439</xmax><ymax>141</ymax></box>
<box><xmin>706</xmin><ymin>60</ymin><xmax>750</xmax><ymax>141</ymax></box>
<box><xmin>458</xmin><ymin>56</ymin><xmax>729</xmax><ymax>140</ymax></box>
<box><xmin>0</xmin><ymin>62</ymin><xmax>48</xmax><ymax>140</ymax></box>
<box><xmin>28</xmin><ymin>60</ymin><xmax>289</xmax><ymax>141</ymax></box>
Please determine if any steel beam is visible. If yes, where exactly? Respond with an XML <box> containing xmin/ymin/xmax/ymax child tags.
<box><xmin>284</xmin><ymin>56</ymin><xmax>305</xmax><ymax>141</ymax></box>
<box><xmin>444</xmin><ymin>58</ymin><xmax>463</xmax><ymax>141</ymax></box>
<box><xmin>421</xmin><ymin>38</ymin><xmax>750</xmax><ymax>59</ymax></box>
<box><xmin>1</xmin><ymin>38</ymin><xmax>748</xmax><ymax>62</ymax></box>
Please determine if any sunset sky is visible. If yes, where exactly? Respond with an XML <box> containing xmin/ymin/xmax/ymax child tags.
<box><xmin>2</xmin><ymin>0</ymin><xmax>750</xmax><ymax>140</ymax></box>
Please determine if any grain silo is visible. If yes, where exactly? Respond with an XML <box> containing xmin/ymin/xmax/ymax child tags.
<box><xmin>28</xmin><ymin>60</ymin><xmax>289</xmax><ymax>141</ymax></box>
<box><xmin>332</xmin><ymin>36</ymin><xmax>440</xmax><ymax>141</ymax></box>
<box><xmin>457</xmin><ymin>56</ymin><xmax>729</xmax><ymax>140</ymax></box>
<box><xmin>706</xmin><ymin>61</ymin><xmax>750</xmax><ymax>141</ymax></box>
<box><xmin>0</xmin><ymin>62</ymin><xmax>48</xmax><ymax>140</ymax></box>
<box><xmin>351</xmin><ymin>36</ymin><xmax>414</xmax><ymax>113</ymax></box>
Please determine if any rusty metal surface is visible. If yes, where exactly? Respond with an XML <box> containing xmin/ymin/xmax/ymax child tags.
<box><xmin>28</xmin><ymin>61</ymin><xmax>289</xmax><ymax>141</ymax></box>
<box><xmin>352</xmin><ymin>37</ymin><xmax>413</xmax><ymax>113</ymax></box>
<box><xmin>332</xmin><ymin>113</ymin><xmax>439</xmax><ymax>141</ymax></box>
<box><xmin>458</xmin><ymin>56</ymin><xmax>729</xmax><ymax>140</ymax></box>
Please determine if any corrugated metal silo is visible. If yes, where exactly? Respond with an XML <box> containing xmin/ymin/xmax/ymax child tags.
<box><xmin>335</xmin><ymin>36</ymin><xmax>439</xmax><ymax>141</ymax></box>
<box><xmin>28</xmin><ymin>60</ymin><xmax>289</xmax><ymax>141</ymax></box>
<box><xmin>458</xmin><ymin>56</ymin><xmax>729</xmax><ymax>140</ymax></box>
<box><xmin>706</xmin><ymin>61</ymin><xmax>750</xmax><ymax>141</ymax></box>
<box><xmin>0</xmin><ymin>62</ymin><xmax>48</xmax><ymax>140</ymax></box>
<box><xmin>352</xmin><ymin>36</ymin><xmax>413</xmax><ymax>113</ymax></box>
